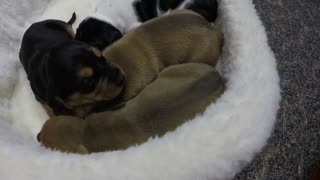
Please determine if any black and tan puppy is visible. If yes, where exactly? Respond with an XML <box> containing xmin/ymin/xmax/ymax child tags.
<box><xmin>19</xmin><ymin>13</ymin><xmax>126</xmax><ymax>117</ymax></box>
<box><xmin>37</xmin><ymin>63</ymin><xmax>225</xmax><ymax>154</ymax></box>
<box><xmin>103</xmin><ymin>9</ymin><xmax>223</xmax><ymax>101</ymax></box>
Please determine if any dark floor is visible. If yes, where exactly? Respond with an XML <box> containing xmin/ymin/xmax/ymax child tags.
<box><xmin>234</xmin><ymin>0</ymin><xmax>320</xmax><ymax>179</ymax></box>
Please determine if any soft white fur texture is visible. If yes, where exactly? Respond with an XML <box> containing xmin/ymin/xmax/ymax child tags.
<box><xmin>89</xmin><ymin>0</ymin><xmax>141</xmax><ymax>33</ymax></box>
<box><xmin>0</xmin><ymin>0</ymin><xmax>280</xmax><ymax>179</ymax></box>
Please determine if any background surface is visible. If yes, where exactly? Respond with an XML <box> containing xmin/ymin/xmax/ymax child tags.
<box><xmin>235</xmin><ymin>0</ymin><xmax>320</xmax><ymax>179</ymax></box>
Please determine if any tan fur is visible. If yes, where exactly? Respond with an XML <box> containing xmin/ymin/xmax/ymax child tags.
<box><xmin>66</xmin><ymin>25</ymin><xmax>75</xmax><ymax>39</ymax></box>
<box><xmin>65</xmin><ymin>78</ymin><xmax>124</xmax><ymax>117</ymax></box>
<box><xmin>38</xmin><ymin>63</ymin><xmax>225</xmax><ymax>153</ymax></box>
<box><xmin>42</xmin><ymin>10</ymin><xmax>222</xmax><ymax>118</ymax></box>
<box><xmin>42</xmin><ymin>75</ymin><xmax>124</xmax><ymax>118</ymax></box>
<box><xmin>91</xmin><ymin>47</ymin><xmax>102</xmax><ymax>57</ymax></box>
<box><xmin>38</xmin><ymin>116</ymin><xmax>88</xmax><ymax>154</ymax></box>
<box><xmin>78</xmin><ymin>67</ymin><xmax>94</xmax><ymax>78</ymax></box>
<box><xmin>38</xmin><ymin>10</ymin><xmax>225</xmax><ymax>153</ymax></box>
<box><xmin>67</xmin><ymin>78</ymin><xmax>122</xmax><ymax>106</ymax></box>
<box><xmin>103</xmin><ymin>10</ymin><xmax>223</xmax><ymax>101</ymax></box>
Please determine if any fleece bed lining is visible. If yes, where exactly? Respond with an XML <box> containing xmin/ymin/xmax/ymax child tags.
<box><xmin>0</xmin><ymin>0</ymin><xmax>280</xmax><ymax>179</ymax></box>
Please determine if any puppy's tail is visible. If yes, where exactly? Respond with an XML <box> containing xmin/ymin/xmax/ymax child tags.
<box><xmin>67</xmin><ymin>12</ymin><xmax>77</xmax><ymax>25</ymax></box>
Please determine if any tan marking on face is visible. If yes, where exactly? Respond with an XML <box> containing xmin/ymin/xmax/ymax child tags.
<box><xmin>66</xmin><ymin>78</ymin><xmax>124</xmax><ymax>107</ymax></box>
<box><xmin>68</xmin><ymin>92</ymin><xmax>95</xmax><ymax>106</ymax></box>
<box><xmin>91</xmin><ymin>47</ymin><xmax>102</xmax><ymax>57</ymax></box>
<box><xmin>79</xmin><ymin>67</ymin><xmax>94</xmax><ymax>78</ymax></box>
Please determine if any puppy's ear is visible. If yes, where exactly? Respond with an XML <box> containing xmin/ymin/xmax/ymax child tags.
<box><xmin>29</xmin><ymin>52</ymin><xmax>52</xmax><ymax>103</ymax></box>
<box><xmin>108</xmin><ymin>28</ymin><xmax>122</xmax><ymax>43</ymax></box>
<box><xmin>29</xmin><ymin>80</ymin><xmax>45</xmax><ymax>102</ymax></box>
<box><xmin>45</xmin><ymin>58</ymin><xmax>74</xmax><ymax>116</ymax></box>
<box><xmin>46</xmin><ymin>92</ymin><xmax>74</xmax><ymax>116</ymax></box>
<box><xmin>46</xmin><ymin>85</ymin><xmax>74</xmax><ymax>116</ymax></box>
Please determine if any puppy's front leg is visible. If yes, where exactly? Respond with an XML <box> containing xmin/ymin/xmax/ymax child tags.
<box><xmin>37</xmin><ymin>116</ymin><xmax>89</xmax><ymax>154</ymax></box>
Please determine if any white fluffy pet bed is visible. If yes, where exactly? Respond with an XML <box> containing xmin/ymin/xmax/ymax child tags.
<box><xmin>0</xmin><ymin>0</ymin><xmax>281</xmax><ymax>179</ymax></box>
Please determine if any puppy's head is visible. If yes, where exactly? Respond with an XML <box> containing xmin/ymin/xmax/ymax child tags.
<box><xmin>46</xmin><ymin>41</ymin><xmax>126</xmax><ymax>115</ymax></box>
<box><xmin>75</xmin><ymin>17</ymin><xmax>122</xmax><ymax>50</ymax></box>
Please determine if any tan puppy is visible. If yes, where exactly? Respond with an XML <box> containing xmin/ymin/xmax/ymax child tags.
<box><xmin>37</xmin><ymin>63</ymin><xmax>225</xmax><ymax>153</ymax></box>
<box><xmin>103</xmin><ymin>9</ymin><xmax>223</xmax><ymax>101</ymax></box>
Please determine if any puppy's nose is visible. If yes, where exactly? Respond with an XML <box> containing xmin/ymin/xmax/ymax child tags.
<box><xmin>37</xmin><ymin>133</ymin><xmax>41</xmax><ymax>142</ymax></box>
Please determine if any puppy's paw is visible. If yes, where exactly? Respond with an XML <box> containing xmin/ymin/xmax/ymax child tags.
<box><xmin>214</xmin><ymin>30</ymin><xmax>224</xmax><ymax>52</ymax></box>
<box><xmin>215</xmin><ymin>30</ymin><xmax>223</xmax><ymax>43</ymax></box>
<box><xmin>37</xmin><ymin>116</ymin><xmax>89</xmax><ymax>154</ymax></box>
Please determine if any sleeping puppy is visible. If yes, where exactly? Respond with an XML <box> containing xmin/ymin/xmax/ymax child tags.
<box><xmin>103</xmin><ymin>9</ymin><xmax>223</xmax><ymax>101</ymax></box>
<box><xmin>37</xmin><ymin>63</ymin><xmax>225</xmax><ymax>153</ymax></box>
<box><xmin>75</xmin><ymin>0</ymin><xmax>139</xmax><ymax>50</ymax></box>
<box><xmin>19</xmin><ymin>13</ymin><xmax>126</xmax><ymax>117</ymax></box>
<box><xmin>75</xmin><ymin>0</ymin><xmax>218</xmax><ymax>51</ymax></box>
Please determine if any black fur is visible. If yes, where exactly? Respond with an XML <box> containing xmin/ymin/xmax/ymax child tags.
<box><xmin>158</xmin><ymin>0</ymin><xmax>184</xmax><ymax>12</ymax></box>
<box><xmin>133</xmin><ymin>0</ymin><xmax>157</xmax><ymax>22</ymax></box>
<box><xmin>75</xmin><ymin>18</ymin><xmax>123</xmax><ymax>51</ymax></box>
<box><xmin>19</xmin><ymin>13</ymin><xmax>124</xmax><ymax>116</ymax></box>
<box><xmin>76</xmin><ymin>0</ymin><xmax>184</xmax><ymax>50</ymax></box>
<box><xmin>67</xmin><ymin>12</ymin><xmax>77</xmax><ymax>24</ymax></box>
<box><xmin>134</xmin><ymin>0</ymin><xmax>218</xmax><ymax>23</ymax></box>
<box><xmin>77</xmin><ymin>0</ymin><xmax>218</xmax><ymax>52</ymax></box>
<box><xmin>133</xmin><ymin>0</ymin><xmax>184</xmax><ymax>22</ymax></box>
<box><xmin>185</xmin><ymin>0</ymin><xmax>218</xmax><ymax>23</ymax></box>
